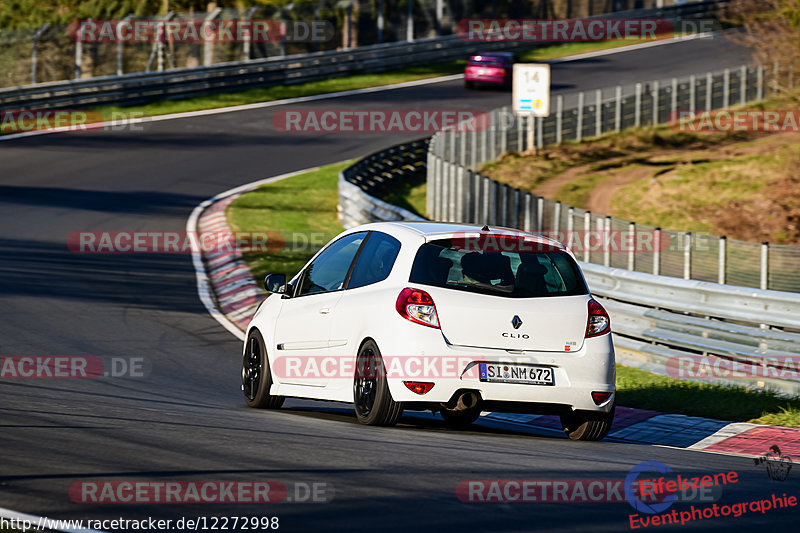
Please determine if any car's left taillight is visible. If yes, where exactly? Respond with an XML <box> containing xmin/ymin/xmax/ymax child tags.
<box><xmin>585</xmin><ymin>299</ymin><xmax>610</xmax><ymax>338</ymax></box>
<box><xmin>396</xmin><ymin>288</ymin><xmax>440</xmax><ymax>329</ymax></box>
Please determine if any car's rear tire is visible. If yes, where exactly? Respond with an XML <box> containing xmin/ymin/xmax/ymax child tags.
<box><xmin>353</xmin><ymin>340</ymin><xmax>402</xmax><ymax>426</ymax></box>
<box><xmin>560</xmin><ymin>402</ymin><xmax>615</xmax><ymax>441</ymax></box>
<box><xmin>439</xmin><ymin>406</ymin><xmax>481</xmax><ymax>427</ymax></box>
<box><xmin>242</xmin><ymin>329</ymin><xmax>284</xmax><ymax>409</ymax></box>
<box><xmin>465</xmin><ymin>80</ymin><xmax>475</xmax><ymax>89</ymax></box>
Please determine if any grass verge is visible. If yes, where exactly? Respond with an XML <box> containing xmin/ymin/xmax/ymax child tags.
<box><xmin>226</xmin><ymin>162</ymin><xmax>800</xmax><ymax>428</ymax></box>
<box><xmin>226</xmin><ymin>161</ymin><xmax>347</xmax><ymax>283</ymax></box>
<box><xmin>617</xmin><ymin>365</ymin><xmax>800</xmax><ymax>427</ymax></box>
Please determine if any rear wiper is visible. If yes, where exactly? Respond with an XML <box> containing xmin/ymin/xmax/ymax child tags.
<box><xmin>449</xmin><ymin>280</ymin><xmax>514</xmax><ymax>294</ymax></box>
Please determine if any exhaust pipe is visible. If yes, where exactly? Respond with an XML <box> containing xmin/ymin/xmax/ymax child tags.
<box><xmin>455</xmin><ymin>391</ymin><xmax>478</xmax><ymax>411</ymax></box>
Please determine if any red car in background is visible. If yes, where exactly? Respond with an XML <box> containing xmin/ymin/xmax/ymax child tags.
<box><xmin>464</xmin><ymin>52</ymin><xmax>517</xmax><ymax>89</ymax></box>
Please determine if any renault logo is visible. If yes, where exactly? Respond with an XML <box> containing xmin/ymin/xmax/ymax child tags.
<box><xmin>511</xmin><ymin>315</ymin><xmax>522</xmax><ymax>329</ymax></box>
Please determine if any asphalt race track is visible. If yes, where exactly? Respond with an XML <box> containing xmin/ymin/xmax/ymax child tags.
<box><xmin>2</xmin><ymin>35</ymin><xmax>798</xmax><ymax>531</ymax></box>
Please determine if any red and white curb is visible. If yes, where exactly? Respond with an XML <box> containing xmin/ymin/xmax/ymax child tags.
<box><xmin>188</xmin><ymin>169</ymin><xmax>319</xmax><ymax>342</ymax></box>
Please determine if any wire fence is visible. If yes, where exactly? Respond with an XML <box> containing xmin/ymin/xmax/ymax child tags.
<box><xmin>0</xmin><ymin>0</ymin><xmax>691</xmax><ymax>88</ymax></box>
<box><xmin>427</xmin><ymin>62</ymin><xmax>800</xmax><ymax>293</ymax></box>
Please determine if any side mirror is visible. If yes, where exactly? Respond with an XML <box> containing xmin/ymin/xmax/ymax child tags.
<box><xmin>264</xmin><ymin>273</ymin><xmax>287</xmax><ymax>294</ymax></box>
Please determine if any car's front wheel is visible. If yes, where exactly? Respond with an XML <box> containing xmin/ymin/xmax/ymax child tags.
<box><xmin>353</xmin><ymin>340</ymin><xmax>402</xmax><ymax>426</ymax></box>
<box><xmin>560</xmin><ymin>402</ymin><xmax>615</xmax><ymax>441</ymax></box>
<box><xmin>242</xmin><ymin>329</ymin><xmax>284</xmax><ymax>409</ymax></box>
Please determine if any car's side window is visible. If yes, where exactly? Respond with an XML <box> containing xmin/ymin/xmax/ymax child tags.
<box><xmin>297</xmin><ymin>232</ymin><xmax>366</xmax><ymax>296</ymax></box>
<box><xmin>347</xmin><ymin>232</ymin><xmax>401</xmax><ymax>289</ymax></box>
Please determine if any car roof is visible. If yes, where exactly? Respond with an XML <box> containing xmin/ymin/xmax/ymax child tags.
<box><xmin>353</xmin><ymin>221</ymin><xmax>566</xmax><ymax>250</ymax></box>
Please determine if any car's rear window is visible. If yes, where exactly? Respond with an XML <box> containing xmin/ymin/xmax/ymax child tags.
<box><xmin>468</xmin><ymin>58</ymin><xmax>504</xmax><ymax>67</ymax></box>
<box><xmin>408</xmin><ymin>238</ymin><xmax>588</xmax><ymax>298</ymax></box>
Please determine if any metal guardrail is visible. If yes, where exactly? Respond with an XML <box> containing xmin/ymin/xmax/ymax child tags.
<box><xmin>0</xmin><ymin>0</ymin><xmax>728</xmax><ymax>110</ymax></box>
<box><xmin>0</xmin><ymin>35</ymin><xmax>531</xmax><ymax>110</ymax></box>
<box><xmin>339</xmin><ymin>141</ymin><xmax>800</xmax><ymax>397</ymax></box>
<box><xmin>427</xmin><ymin>61</ymin><xmax>800</xmax><ymax>293</ymax></box>
<box><xmin>339</xmin><ymin>139</ymin><xmax>428</xmax><ymax>228</ymax></box>
<box><xmin>582</xmin><ymin>263</ymin><xmax>800</xmax><ymax>396</ymax></box>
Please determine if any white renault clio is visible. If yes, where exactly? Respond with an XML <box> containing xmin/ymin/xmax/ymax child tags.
<box><xmin>242</xmin><ymin>222</ymin><xmax>616</xmax><ymax>441</ymax></box>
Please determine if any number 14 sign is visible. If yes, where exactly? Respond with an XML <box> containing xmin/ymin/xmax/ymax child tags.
<box><xmin>512</xmin><ymin>64</ymin><xmax>550</xmax><ymax>117</ymax></box>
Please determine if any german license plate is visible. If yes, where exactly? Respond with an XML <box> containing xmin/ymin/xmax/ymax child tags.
<box><xmin>479</xmin><ymin>363</ymin><xmax>555</xmax><ymax>386</ymax></box>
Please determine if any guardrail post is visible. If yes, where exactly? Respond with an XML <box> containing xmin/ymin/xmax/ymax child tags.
<box><xmin>653</xmin><ymin>227</ymin><xmax>661</xmax><ymax>276</ymax></box>
<box><xmin>243</xmin><ymin>6</ymin><xmax>258</xmax><ymax>61</ymax></box>
<box><xmin>689</xmin><ymin>75</ymin><xmax>696</xmax><ymax>114</ymax></box>
<box><xmin>526</xmin><ymin>115</ymin><xmax>534</xmax><ymax>153</ymax></box>
<box><xmin>490</xmin><ymin>180</ymin><xmax>498</xmax><ymax>226</ymax></box>
<box><xmin>723</xmin><ymin>68</ymin><xmax>730</xmax><ymax>109</ymax></box>
<box><xmin>553</xmin><ymin>201</ymin><xmax>561</xmax><ymax>232</ymax></box>
<box><xmin>595</xmin><ymin>89</ymin><xmax>602</xmax><ymax>136</ymax></box>
<box><xmin>583</xmin><ymin>211</ymin><xmax>591</xmax><ymax>263</ymax></box>
<box><xmin>705</xmin><ymin>72</ymin><xmax>712</xmax><ymax>111</ymax></box>
<box><xmin>523</xmin><ymin>193</ymin><xmax>532</xmax><ymax>232</ymax></box>
<box><xmin>448</xmin><ymin>163</ymin><xmax>457</xmax><ymax>221</ymax></box>
<box><xmin>536</xmin><ymin>197</ymin><xmax>544</xmax><ymax>232</ymax></box>
<box><xmin>761</xmin><ymin>242</ymin><xmax>769</xmax><ymax>290</ymax></box>
<box><xmin>773</xmin><ymin>61</ymin><xmax>780</xmax><ymax>96</ymax></box>
<box><xmin>500</xmin><ymin>108</ymin><xmax>508</xmax><ymax>155</ymax></box>
<box><xmin>426</xmin><ymin>152</ymin><xmax>434</xmax><ymax>218</ymax></box>
<box><xmin>116</xmin><ymin>16</ymin><xmax>132</xmax><ymax>75</ymax></box>
<box><xmin>567</xmin><ymin>207</ymin><xmax>574</xmax><ymax>246</ymax></box>
<box><xmin>740</xmin><ymin>65</ymin><xmax>747</xmax><ymax>106</ymax></box>
<box><xmin>627</xmin><ymin>221</ymin><xmax>635</xmax><ymax>271</ymax></box>
<box><xmin>634</xmin><ymin>83</ymin><xmax>641</xmax><ymax>128</ymax></box>
<box><xmin>536</xmin><ymin>116</ymin><xmax>543</xmax><ymax>149</ymax></box>
<box><xmin>31</xmin><ymin>23</ymin><xmax>50</xmax><ymax>84</ymax></box>
<box><xmin>718</xmin><ymin>235</ymin><xmax>726</xmax><ymax>284</ymax></box>
<box><xmin>406</xmin><ymin>0</ymin><xmax>414</xmax><ymax>42</ymax></box>
<box><xmin>603</xmin><ymin>216</ymin><xmax>611</xmax><ymax>267</ymax></box>
<box><xmin>670</xmin><ymin>77</ymin><xmax>678</xmax><ymax>120</ymax></box>
<box><xmin>757</xmin><ymin>65</ymin><xmax>764</xmax><ymax>101</ymax></box>
<box><xmin>205</xmin><ymin>8</ymin><xmax>222</xmax><ymax>65</ymax></box>
<box><xmin>683</xmin><ymin>232</ymin><xmax>692</xmax><ymax>280</ymax></box>
<box><xmin>652</xmin><ymin>81</ymin><xmax>659</xmax><ymax>125</ymax></box>
<box><xmin>556</xmin><ymin>95</ymin><xmax>563</xmax><ymax>144</ymax></box>
<box><xmin>470</xmin><ymin>128</ymin><xmax>478</xmax><ymax>168</ymax></box>
<box><xmin>577</xmin><ymin>92</ymin><xmax>585</xmax><ymax>142</ymax></box>
<box><xmin>480</xmin><ymin>120</ymin><xmax>487</xmax><ymax>164</ymax></box>
<box><xmin>75</xmin><ymin>21</ymin><xmax>84</xmax><ymax>79</ymax></box>
<box><xmin>460</xmin><ymin>125</ymin><xmax>467</xmax><ymax>167</ymax></box>
<box><xmin>614</xmin><ymin>86</ymin><xmax>622</xmax><ymax>132</ymax></box>
<box><xmin>455</xmin><ymin>167</ymin><xmax>464</xmax><ymax>222</ymax></box>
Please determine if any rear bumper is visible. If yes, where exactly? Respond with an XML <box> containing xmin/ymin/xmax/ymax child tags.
<box><xmin>464</xmin><ymin>73</ymin><xmax>508</xmax><ymax>84</ymax></box>
<box><xmin>381</xmin><ymin>331</ymin><xmax>616</xmax><ymax>412</ymax></box>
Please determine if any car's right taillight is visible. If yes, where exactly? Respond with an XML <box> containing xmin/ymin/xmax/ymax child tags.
<box><xmin>585</xmin><ymin>299</ymin><xmax>610</xmax><ymax>338</ymax></box>
<box><xmin>396</xmin><ymin>288</ymin><xmax>440</xmax><ymax>329</ymax></box>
